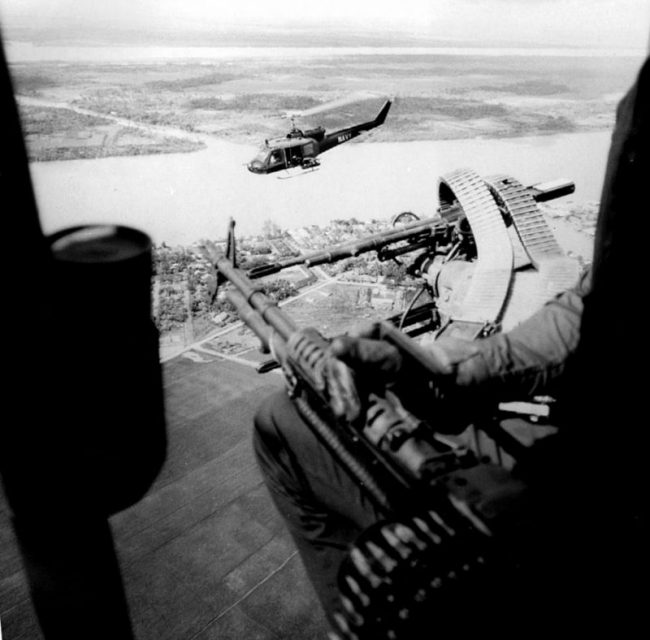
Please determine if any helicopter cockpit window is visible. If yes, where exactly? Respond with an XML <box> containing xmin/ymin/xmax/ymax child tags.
<box><xmin>268</xmin><ymin>149</ymin><xmax>285</xmax><ymax>167</ymax></box>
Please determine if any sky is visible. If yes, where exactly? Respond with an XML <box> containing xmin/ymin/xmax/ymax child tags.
<box><xmin>0</xmin><ymin>0</ymin><xmax>648</xmax><ymax>50</ymax></box>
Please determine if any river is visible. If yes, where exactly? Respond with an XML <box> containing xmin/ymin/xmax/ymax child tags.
<box><xmin>29</xmin><ymin>129</ymin><xmax>611</xmax><ymax>246</ymax></box>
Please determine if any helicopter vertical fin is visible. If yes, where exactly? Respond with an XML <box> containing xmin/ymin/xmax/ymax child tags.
<box><xmin>373</xmin><ymin>100</ymin><xmax>392</xmax><ymax>127</ymax></box>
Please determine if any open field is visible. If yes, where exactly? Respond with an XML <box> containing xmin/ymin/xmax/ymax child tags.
<box><xmin>19</xmin><ymin>103</ymin><xmax>204</xmax><ymax>161</ymax></box>
<box><xmin>202</xmin><ymin>280</ymin><xmax>411</xmax><ymax>358</ymax></box>
<box><xmin>10</xmin><ymin>52</ymin><xmax>642</xmax><ymax>161</ymax></box>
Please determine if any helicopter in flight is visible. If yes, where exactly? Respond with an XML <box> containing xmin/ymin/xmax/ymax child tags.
<box><xmin>246</xmin><ymin>97</ymin><xmax>392</xmax><ymax>176</ymax></box>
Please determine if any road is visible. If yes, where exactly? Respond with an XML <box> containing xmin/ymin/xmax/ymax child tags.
<box><xmin>18</xmin><ymin>94</ymin><xmax>208</xmax><ymax>144</ymax></box>
<box><xmin>160</xmin><ymin>269</ymin><xmax>341</xmax><ymax>364</ymax></box>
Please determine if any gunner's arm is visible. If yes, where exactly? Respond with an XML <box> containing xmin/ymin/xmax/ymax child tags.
<box><xmin>433</xmin><ymin>269</ymin><xmax>590</xmax><ymax>402</ymax></box>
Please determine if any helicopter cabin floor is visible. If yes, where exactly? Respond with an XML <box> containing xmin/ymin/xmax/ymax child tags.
<box><xmin>0</xmin><ymin>354</ymin><xmax>329</xmax><ymax>640</ymax></box>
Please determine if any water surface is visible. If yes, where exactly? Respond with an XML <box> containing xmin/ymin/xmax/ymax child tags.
<box><xmin>31</xmin><ymin>130</ymin><xmax>611</xmax><ymax>245</ymax></box>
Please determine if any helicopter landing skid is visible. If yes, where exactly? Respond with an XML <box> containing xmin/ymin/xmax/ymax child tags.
<box><xmin>277</xmin><ymin>165</ymin><xmax>321</xmax><ymax>180</ymax></box>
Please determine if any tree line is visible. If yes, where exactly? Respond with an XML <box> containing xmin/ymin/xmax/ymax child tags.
<box><xmin>152</xmin><ymin>244</ymin><xmax>296</xmax><ymax>335</ymax></box>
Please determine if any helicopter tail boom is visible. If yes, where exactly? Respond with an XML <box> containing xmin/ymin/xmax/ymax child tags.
<box><xmin>320</xmin><ymin>100</ymin><xmax>392</xmax><ymax>153</ymax></box>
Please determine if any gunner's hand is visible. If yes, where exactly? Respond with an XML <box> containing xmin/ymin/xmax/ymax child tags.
<box><xmin>328</xmin><ymin>322</ymin><xmax>482</xmax><ymax>433</ymax></box>
<box><xmin>324</xmin><ymin>323</ymin><xmax>403</xmax><ymax>421</ymax></box>
<box><xmin>329</xmin><ymin>334</ymin><xmax>403</xmax><ymax>383</ymax></box>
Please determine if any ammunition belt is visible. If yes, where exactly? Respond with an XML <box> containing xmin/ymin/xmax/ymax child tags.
<box><xmin>485</xmin><ymin>174</ymin><xmax>564</xmax><ymax>263</ymax></box>
<box><xmin>334</xmin><ymin>502</ymin><xmax>489</xmax><ymax>639</ymax></box>
<box><xmin>438</xmin><ymin>168</ymin><xmax>513</xmax><ymax>327</ymax></box>
<box><xmin>485</xmin><ymin>175</ymin><xmax>580</xmax><ymax>311</ymax></box>
<box><xmin>333</xmin><ymin>462</ymin><xmax>533</xmax><ymax>640</ymax></box>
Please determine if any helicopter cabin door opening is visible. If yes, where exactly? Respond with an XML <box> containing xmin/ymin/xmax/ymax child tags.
<box><xmin>287</xmin><ymin>143</ymin><xmax>303</xmax><ymax>167</ymax></box>
<box><xmin>302</xmin><ymin>141</ymin><xmax>317</xmax><ymax>162</ymax></box>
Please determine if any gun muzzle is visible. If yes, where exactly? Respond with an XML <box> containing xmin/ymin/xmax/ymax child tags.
<box><xmin>247</xmin><ymin>262</ymin><xmax>285</xmax><ymax>278</ymax></box>
<box><xmin>527</xmin><ymin>179</ymin><xmax>575</xmax><ymax>202</ymax></box>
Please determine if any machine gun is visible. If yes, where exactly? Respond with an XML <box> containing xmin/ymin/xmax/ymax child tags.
<box><xmin>202</xmin><ymin>215</ymin><xmax>547</xmax><ymax>640</ymax></box>
<box><xmin>246</xmin><ymin>178</ymin><xmax>572</xmax><ymax>279</ymax></box>
<box><xmin>245</xmin><ymin>170</ymin><xmax>578</xmax><ymax>342</ymax></box>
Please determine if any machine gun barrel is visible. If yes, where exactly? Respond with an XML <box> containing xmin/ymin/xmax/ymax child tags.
<box><xmin>215</xmin><ymin>252</ymin><xmax>297</xmax><ymax>344</ymax></box>
<box><xmin>526</xmin><ymin>178</ymin><xmax>575</xmax><ymax>202</ymax></box>
<box><xmin>247</xmin><ymin>216</ymin><xmax>449</xmax><ymax>279</ymax></box>
<box><xmin>247</xmin><ymin>179</ymin><xmax>574</xmax><ymax>279</ymax></box>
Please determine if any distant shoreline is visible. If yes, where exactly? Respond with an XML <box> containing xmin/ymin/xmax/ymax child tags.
<box><xmin>6</xmin><ymin>41</ymin><xmax>647</xmax><ymax>64</ymax></box>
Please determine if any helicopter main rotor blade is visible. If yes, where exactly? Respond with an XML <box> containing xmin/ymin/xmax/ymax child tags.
<box><xmin>284</xmin><ymin>91</ymin><xmax>385</xmax><ymax>119</ymax></box>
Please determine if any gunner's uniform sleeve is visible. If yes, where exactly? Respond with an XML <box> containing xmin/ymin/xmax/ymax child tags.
<box><xmin>434</xmin><ymin>269</ymin><xmax>590</xmax><ymax>401</ymax></box>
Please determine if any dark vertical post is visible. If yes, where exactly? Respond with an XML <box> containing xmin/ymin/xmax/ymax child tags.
<box><xmin>0</xmin><ymin>37</ymin><xmax>166</xmax><ymax>640</ymax></box>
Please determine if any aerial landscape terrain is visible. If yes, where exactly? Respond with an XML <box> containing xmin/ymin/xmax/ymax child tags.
<box><xmin>5</xmin><ymin>35</ymin><xmax>640</xmax><ymax>354</ymax></box>
<box><xmin>10</xmin><ymin>49</ymin><xmax>639</xmax><ymax>161</ymax></box>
